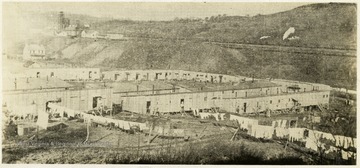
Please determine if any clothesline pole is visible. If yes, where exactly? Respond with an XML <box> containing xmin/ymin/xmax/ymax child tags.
<box><xmin>137</xmin><ymin>131</ymin><xmax>140</xmax><ymax>158</ymax></box>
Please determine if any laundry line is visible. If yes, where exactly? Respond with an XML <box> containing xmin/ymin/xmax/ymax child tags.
<box><xmin>48</xmin><ymin>103</ymin><xmax>148</xmax><ymax>131</ymax></box>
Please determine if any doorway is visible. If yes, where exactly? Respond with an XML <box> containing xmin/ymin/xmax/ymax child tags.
<box><xmin>243</xmin><ymin>103</ymin><xmax>247</xmax><ymax>113</ymax></box>
<box><xmin>114</xmin><ymin>74</ymin><xmax>120</xmax><ymax>80</ymax></box>
<box><xmin>89</xmin><ymin>71</ymin><xmax>92</xmax><ymax>79</ymax></box>
<box><xmin>146</xmin><ymin>101</ymin><xmax>151</xmax><ymax>114</ymax></box>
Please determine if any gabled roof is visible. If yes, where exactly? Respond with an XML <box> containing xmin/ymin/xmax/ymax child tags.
<box><xmin>25</xmin><ymin>44</ymin><xmax>45</xmax><ymax>51</ymax></box>
<box><xmin>3</xmin><ymin>77</ymin><xmax>74</xmax><ymax>91</ymax></box>
<box><xmin>82</xmin><ymin>30</ymin><xmax>98</xmax><ymax>34</ymax></box>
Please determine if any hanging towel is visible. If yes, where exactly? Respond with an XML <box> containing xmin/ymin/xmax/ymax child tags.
<box><xmin>346</xmin><ymin>137</ymin><xmax>353</xmax><ymax>148</ymax></box>
<box><xmin>339</xmin><ymin>136</ymin><xmax>345</xmax><ymax>147</ymax></box>
<box><xmin>322</xmin><ymin>133</ymin><xmax>335</xmax><ymax>142</ymax></box>
<box><xmin>353</xmin><ymin>138</ymin><xmax>356</xmax><ymax>147</ymax></box>
<box><xmin>279</xmin><ymin>120</ymin><xmax>285</xmax><ymax>128</ymax></box>
<box><xmin>123</xmin><ymin>122</ymin><xmax>130</xmax><ymax>130</ymax></box>
<box><xmin>341</xmin><ymin>150</ymin><xmax>348</xmax><ymax>160</ymax></box>
<box><xmin>305</xmin><ymin>138</ymin><xmax>318</xmax><ymax>151</ymax></box>
<box><xmin>334</xmin><ymin>135</ymin><xmax>340</xmax><ymax>147</ymax></box>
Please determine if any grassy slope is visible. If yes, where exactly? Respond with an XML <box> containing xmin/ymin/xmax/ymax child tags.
<box><xmin>41</xmin><ymin>36</ymin><xmax>355</xmax><ymax>89</ymax></box>
<box><xmin>92</xmin><ymin>3</ymin><xmax>356</xmax><ymax>50</ymax></box>
<box><xmin>9</xmin><ymin>3</ymin><xmax>356</xmax><ymax>89</ymax></box>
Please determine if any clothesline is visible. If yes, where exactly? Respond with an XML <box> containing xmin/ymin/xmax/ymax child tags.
<box><xmin>229</xmin><ymin>114</ymin><xmax>357</xmax><ymax>154</ymax></box>
<box><xmin>48</xmin><ymin>103</ymin><xmax>148</xmax><ymax>131</ymax></box>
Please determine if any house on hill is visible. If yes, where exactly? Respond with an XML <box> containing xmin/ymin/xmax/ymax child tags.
<box><xmin>22</xmin><ymin>44</ymin><xmax>46</xmax><ymax>60</ymax></box>
<box><xmin>81</xmin><ymin>30</ymin><xmax>99</xmax><ymax>38</ymax></box>
<box><xmin>106</xmin><ymin>33</ymin><xmax>124</xmax><ymax>40</ymax></box>
<box><xmin>54</xmin><ymin>31</ymin><xmax>68</xmax><ymax>37</ymax></box>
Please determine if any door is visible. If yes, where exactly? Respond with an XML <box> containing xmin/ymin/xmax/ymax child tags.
<box><xmin>89</xmin><ymin>71</ymin><xmax>92</xmax><ymax>79</ymax></box>
<box><xmin>115</xmin><ymin>74</ymin><xmax>119</xmax><ymax>80</ymax></box>
<box><xmin>93</xmin><ymin>96</ymin><xmax>101</xmax><ymax>108</ymax></box>
<box><xmin>180</xmin><ymin>99</ymin><xmax>184</xmax><ymax>112</ymax></box>
<box><xmin>146</xmin><ymin>101</ymin><xmax>151</xmax><ymax>114</ymax></box>
<box><xmin>243</xmin><ymin>103</ymin><xmax>247</xmax><ymax>113</ymax></box>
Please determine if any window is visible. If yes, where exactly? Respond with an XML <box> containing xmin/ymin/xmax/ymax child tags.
<box><xmin>232</xmin><ymin>90</ymin><xmax>234</xmax><ymax>93</ymax></box>
<box><xmin>323</xmin><ymin>95</ymin><xmax>325</xmax><ymax>98</ymax></box>
<box><xmin>278</xmin><ymin>100</ymin><xmax>280</xmax><ymax>103</ymax></box>
<box><xmin>204</xmin><ymin>97</ymin><xmax>207</xmax><ymax>101</ymax></box>
<box><xmin>270</xmin><ymin>100</ymin><xmax>272</xmax><ymax>104</ymax></box>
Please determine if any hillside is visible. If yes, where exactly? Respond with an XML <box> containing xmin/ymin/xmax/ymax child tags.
<box><xmin>34</xmin><ymin>36</ymin><xmax>356</xmax><ymax>90</ymax></box>
<box><xmin>92</xmin><ymin>3</ymin><xmax>357</xmax><ymax>50</ymax></box>
<box><xmin>4</xmin><ymin>3</ymin><xmax>356</xmax><ymax>90</ymax></box>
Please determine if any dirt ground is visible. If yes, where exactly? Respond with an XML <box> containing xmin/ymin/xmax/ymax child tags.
<box><xmin>2</xmin><ymin>97</ymin><xmax>356</xmax><ymax>164</ymax></box>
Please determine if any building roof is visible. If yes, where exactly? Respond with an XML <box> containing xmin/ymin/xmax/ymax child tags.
<box><xmin>111</xmin><ymin>81</ymin><xmax>177</xmax><ymax>93</ymax></box>
<box><xmin>2</xmin><ymin>77</ymin><xmax>74</xmax><ymax>91</ymax></box>
<box><xmin>171</xmin><ymin>80</ymin><xmax>279</xmax><ymax>92</ymax></box>
<box><xmin>82</xmin><ymin>30</ymin><xmax>98</xmax><ymax>34</ymax></box>
<box><xmin>25</xmin><ymin>44</ymin><xmax>45</xmax><ymax>51</ymax></box>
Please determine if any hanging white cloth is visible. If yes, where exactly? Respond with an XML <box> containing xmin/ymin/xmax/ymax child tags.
<box><xmin>36</xmin><ymin>110</ymin><xmax>49</xmax><ymax>130</ymax></box>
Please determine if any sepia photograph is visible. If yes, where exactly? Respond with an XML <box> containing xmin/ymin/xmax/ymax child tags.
<box><xmin>1</xmin><ymin>1</ymin><xmax>357</xmax><ymax>165</ymax></box>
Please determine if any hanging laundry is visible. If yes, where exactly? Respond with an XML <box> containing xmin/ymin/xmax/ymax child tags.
<box><xmin>67</xmin><ymin>109</ymin><xmax>75</xmax><ymax>118</ymax></box>
<box><xmin>325</xmin><ymin>146</ymin><xmax>337</xmax><ymax>154</ymax></box>
<box><xmin>281</xmin><ymin>120</ymin><xmax>287</xmax><ymax>128</ymax></box>
<box><xmin>345</xmin><ymin>137</ymin><xmax>353</xmax><ymax>149</ymax></box>
<box><xmin>341</xmin><ymin>150</ymin><xmax>348</xmax><ymax>160</ymax></box>
<box><xmin>289</xmin><ymin>128</ymin><xmax>305</xmax><ymax>142</ymax></box>
<box><xmin>353</xmin><ymin>138</ymin><xmax>356</xmax><ymax>147</ymax></box>
<box><xmin>305</xmin><ymin>138</ymin><xmax>319</xmax><ymax>151</ymax></box>
<box><xmin>211</xmin><ymin>113</ymin><xmax>219</xmax><ymax>121</ymax></box>
<box><xmin>334</xmin><ymin>135</ymin><xmax>339</xmax><ymax>146</ymax></box>
<box><xmin>275</xmin><ymin>127</ymin><xmax>289</xmax><ymax>138</ymax></box>
<box><xmin>339</xmin><ymin>136</ymin><xmax>345</xmax><ymax>148</ymax></box>
<box><xmin>343</xmin><ymin>137</ymin><xmax>349</xmax><ymax>149</ymax></box>
<box><xmin>139</xmin><ymin>123</ymin><xmax>147</xmax><ymax>131</ymax></box>
<box><xmin>219</xmin><ymin>113</ymin><xmax>225</xmax><ymax>120</ymax></box>
<box><xmin>322</xmin><ymin>132</ymin><xmax>335</xmax><ymax>142</ymax></box>
<box><xmin>123</xmin><ymin>122</ymin><xmax>130</xmax><ymax>130</ymax></box>
<box><xmin>36</xmin><ymin>110</ymin><xmax>49</xmax><ymax>130</ymax></box>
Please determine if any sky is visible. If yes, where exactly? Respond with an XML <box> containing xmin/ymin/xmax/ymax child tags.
<box><xmin>3</xmin><ymin>2</ymin><xmax>313</xmax><ymax>21</ymax></box>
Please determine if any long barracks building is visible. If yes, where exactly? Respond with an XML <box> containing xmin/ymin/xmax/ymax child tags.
<box><xmin>3</xmin><ymin>69</ymin><xmax>331</xmax><ymax>117</ymax></box>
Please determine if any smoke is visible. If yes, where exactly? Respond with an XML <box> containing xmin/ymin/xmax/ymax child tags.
<box><xmin>282</xmin><ymin>27</ymin><xmax>295</xmax><ymax>40</ymax></box>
